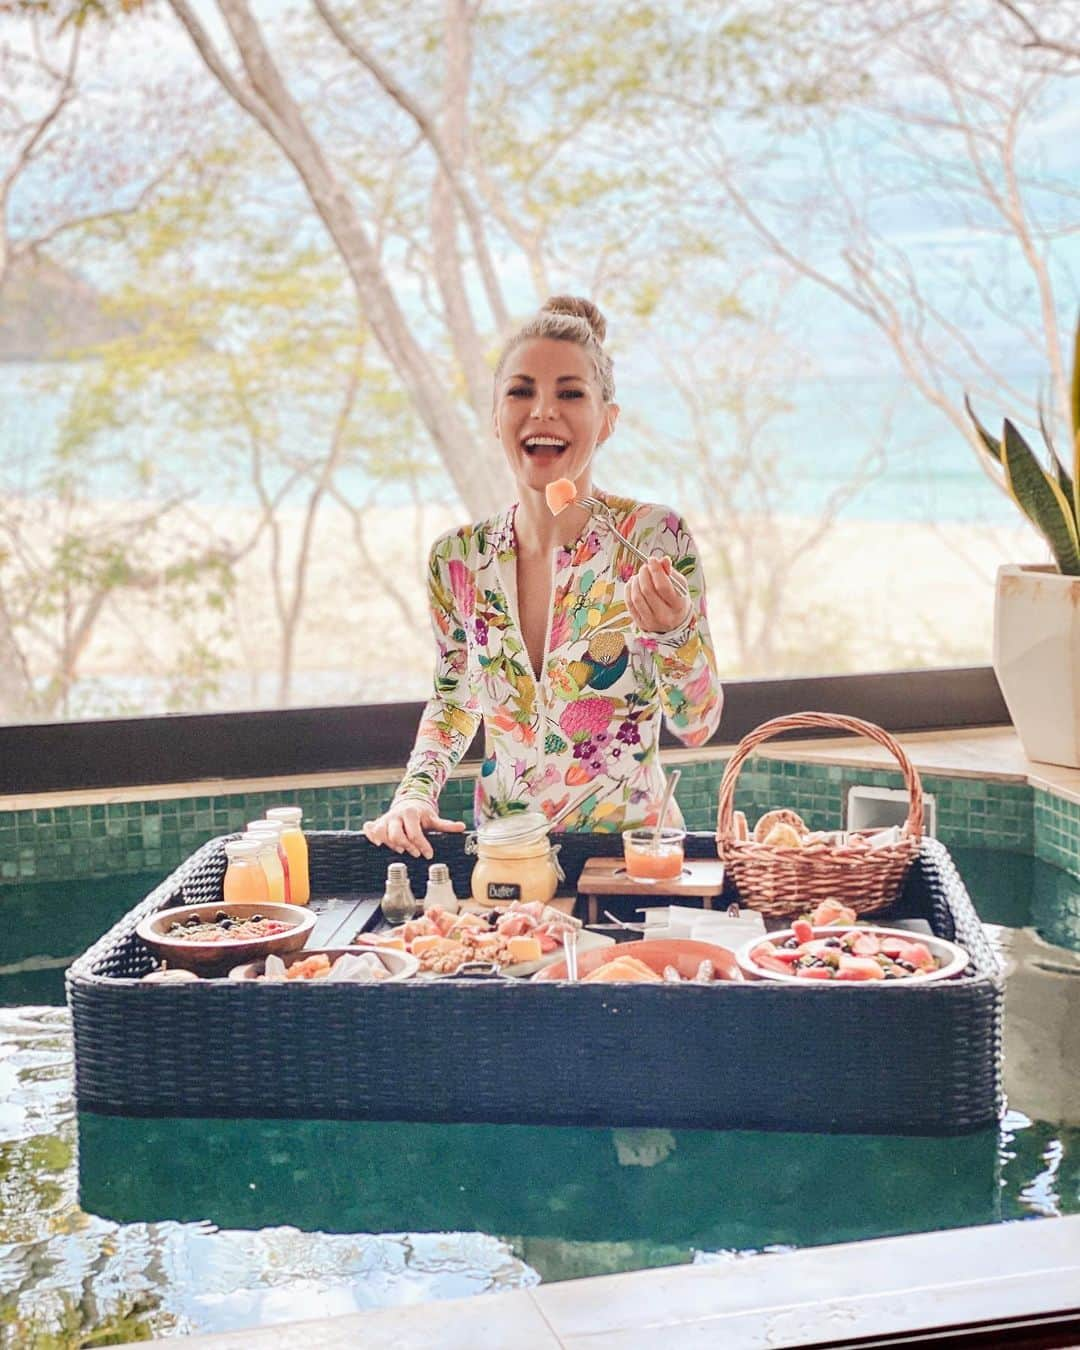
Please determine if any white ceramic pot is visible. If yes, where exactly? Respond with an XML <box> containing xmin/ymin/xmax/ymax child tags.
<box><xmin>994</xmin><ymin>564</ymin><xmax>1080</xmax><ymax>769</ymax></box>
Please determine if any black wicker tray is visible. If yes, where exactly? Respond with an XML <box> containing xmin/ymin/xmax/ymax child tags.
<box><xmin>67</xmin><ymin>831</ymin><xmax>1004</xmax><ymax>1134</ymax></box>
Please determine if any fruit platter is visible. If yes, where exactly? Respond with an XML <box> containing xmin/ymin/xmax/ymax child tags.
<box><xmin>738</xmin><ymin>921</ymin><xmax>968</xmax><ymax>984</ymax></box>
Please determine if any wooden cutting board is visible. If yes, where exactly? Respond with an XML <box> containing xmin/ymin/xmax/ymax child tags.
<box><xmin>576</xmin><ymin>857</ymin><xmax>727</xmax><ymax>924</ymax></box>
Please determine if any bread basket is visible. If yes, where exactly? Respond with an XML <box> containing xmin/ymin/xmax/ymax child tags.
<box><xmin>715</xmin><ymin>712</ymin><xmax>923</xmax><ymax>919</ymax></box>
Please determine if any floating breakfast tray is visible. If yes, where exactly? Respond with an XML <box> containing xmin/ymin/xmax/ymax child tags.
<box><xmin>67</xmin><ymin>831</ymin><xmax>1004</xmax><ymax>1134</ymax></box>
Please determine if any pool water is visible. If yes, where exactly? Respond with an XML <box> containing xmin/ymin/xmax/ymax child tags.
<box><xmin>0</xmin><ymin>849</ymin><xmax>1077</xmax><ymax>1344</ymax></box>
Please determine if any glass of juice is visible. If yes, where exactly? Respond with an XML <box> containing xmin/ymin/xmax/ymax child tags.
<box><xmin>623</xmin><ymin>828</ymin><xmax>686</xmax><ymax>882</ymax></box>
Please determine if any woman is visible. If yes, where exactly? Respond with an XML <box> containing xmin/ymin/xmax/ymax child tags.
<box><xmin>364</xmin><ymin>296</ymin><xmax>723</xmax><ymax>858</ymax></box>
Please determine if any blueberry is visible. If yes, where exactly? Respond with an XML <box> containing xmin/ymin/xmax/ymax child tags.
<box><xmin>825</xmin><ymin>938</ymin><xmax>842</xmax><ymax>948</ymax></box>
<box><xmin>251</xmin><ymin>914</ymin><xmax>263</xmax><ymax>923</ymax></box>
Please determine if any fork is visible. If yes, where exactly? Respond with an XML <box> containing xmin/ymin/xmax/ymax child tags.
<box><xmin>575</xmin><ymin>495</ymin><xmax>691</xmax><ymax>598</ymax></box>
<box><xmin>564</xmin><ymin>927</ymin><xmax>579</xmax><ymax>982</ymax></box>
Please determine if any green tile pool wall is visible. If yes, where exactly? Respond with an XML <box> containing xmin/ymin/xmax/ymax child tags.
<box><xmin>1034</xmin><ymin>788</ymin><xmax>1080</xmax><ymax>875</ymax></box>
<box><xmin>0</xmin><ymin>757</ymin><xmax>1072</xmax><ymax>885</ymax></box>
<box><xmin>684</xmin><ymin>758</ymin><xmax>1036</xmax><ymax>854</ymax></box>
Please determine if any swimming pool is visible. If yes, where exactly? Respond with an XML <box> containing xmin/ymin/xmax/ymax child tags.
<box><xmin>0</xmin><ymin>847</ymin><xmax>1076</xmax><ymax>1343</ymax></box>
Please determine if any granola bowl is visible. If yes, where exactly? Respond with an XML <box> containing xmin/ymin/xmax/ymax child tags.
<box><xmin>136</xmin><ymin>902</ymin><xmax>315</xmax><ymax>975</ymax></box>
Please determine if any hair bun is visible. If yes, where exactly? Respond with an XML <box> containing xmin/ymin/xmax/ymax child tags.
<box><xmin>540</xmin><ymin>295</ymin><xmax>607</xmax><ymax>343</ymax></box>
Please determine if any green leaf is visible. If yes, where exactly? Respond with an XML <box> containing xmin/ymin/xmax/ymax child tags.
<box><xmin>1001</xmin><ymin>419</ymin><xmax>1080</xmax><ymax>575</ymax></box>
<box><xmin>1037</xmin><ymin>393</ymin><xmax>1074</xmax><ymax>505</ymax></box>
<box><xmin>963</xmin><ymin>394</ymin><xmax>1002</xmax><ymax>463</ymax></box>
<box><xmin>1071</xmin><ymin>312</ymin><xmax>1080</xmax><ymax>446</ymax></box>
<box><xmin>1071</xmin><ymin>313</ymin><xmax>1080</xmax><ymax>526</ymax></box>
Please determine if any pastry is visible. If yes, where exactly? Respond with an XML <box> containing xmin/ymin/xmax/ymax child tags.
<box><xmin>761</xmin><ymin>822</ymin><xmax>804</xmax><ymax>849</ymax></box>
<box><xmin>753</xmin><ymin>808</ymin><xmax>807</xmax><ymax>843</ymax></box>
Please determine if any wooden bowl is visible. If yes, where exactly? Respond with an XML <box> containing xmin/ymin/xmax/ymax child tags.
<box><xmin>532</xmin><ymin>938</ymin><xmax>743</xmax><ymax>983</ymax></box>
<box><xmin>136</xmin><ymin>902</ymin><xmax>316</xmax><ymax>974</ymax></box>
<box><xmin>227</xmin><ymin>946</ymin><xmax>419</xmax><ymax>983</ymax></box>
<box><xmin>736</xmin><ymin>925</ymin><xmax>969</xmax><ymax>985</ymax></box>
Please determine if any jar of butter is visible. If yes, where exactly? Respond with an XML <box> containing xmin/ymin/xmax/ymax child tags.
<box><xmin>466</xmin><ymin>812</ymin><xmax>564</xmax><ymax>906</ymax></box>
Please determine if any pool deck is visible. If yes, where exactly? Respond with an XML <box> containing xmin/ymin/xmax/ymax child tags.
<box><xmin>149</xmin><ymin>1214</ymin><xmax>1080</xmax><ymax>1348</ymax></box>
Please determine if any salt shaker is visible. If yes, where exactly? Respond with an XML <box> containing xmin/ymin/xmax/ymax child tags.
<box><xmin>381</xmin><ymin>861</ymin><xmax>419</xmax><ymax>924</ymax></box>
<box><xmin>423</xmin><ymin>862</ymin><xmax>460</xmax><ymax>914</ymax></box>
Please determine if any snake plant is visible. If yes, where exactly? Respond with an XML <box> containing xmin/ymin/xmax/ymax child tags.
<box><xmin>964</xmin><ymin>315</ymin><xmax>1080</xmax><ymax>577</ymax></box>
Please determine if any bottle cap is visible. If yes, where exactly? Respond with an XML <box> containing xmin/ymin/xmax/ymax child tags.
<box><xmin>428</xmin><ymin>862</ymin><xmax>450</xmax><ymax>884</ymax></box>
<box><xmin>387</xmin><ymin>861</ymin><xmax>409</xmax><ymax>881</ymax></box>
<box><xmin>225</xmin><ymin>838</ymin><xmax>264</xmax><ymax>860</ymax></box>
<box><xmin>241</xmin><ymin>832</ymin><xmax>277</xmax><ymax>854</ymax></box>
<box><xmin>266</xmin><ymin>807</ymin><xmax>302</xmax><ymax>826</ymax></box>
<box><xmin>247</xmin><ymin>819</ymin><xmax>283</xmax><ymax>835</ymax></box>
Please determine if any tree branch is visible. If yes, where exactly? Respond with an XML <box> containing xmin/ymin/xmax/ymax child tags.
<box><xmin>993</xmin><ymin>0</ymin><xmax>1080</xmax><ymax>63</ymax></box>
<box><xmin>312</xmin><ymin>0</ymin><xmax>509</xmax><ymax>332</ymax></box>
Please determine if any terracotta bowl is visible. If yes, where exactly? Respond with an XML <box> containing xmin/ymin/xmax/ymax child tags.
<box><xmin>532</xmin><ymin>937</ymin><xmax>743</xmax><ymax>983</ymax></box>
<box><xmin>736</xmin><ymin>925</ymin><xmax>969</xmax><ymax>985</ymax></box>
<box><xmin>136</xmin><ymin>902</ymin><xmax>316</xmax><ymax>974</ymax></box>
<box><xmin>227</xmin><ymin>946</ymin><xmax>419</xmax><ymax>983</ymax></box>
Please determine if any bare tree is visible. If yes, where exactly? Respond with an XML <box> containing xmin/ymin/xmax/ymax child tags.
<box><xmin>0</xmin><ymin>15</ymin><xmax>215</xmax><ymax>719</ymax></box>
<box><xmin>164</xmin><ymin>0</ymin><xmax>513</xmax><ymax>518</ymax></box>
<box><xmin>993</xmin><ymin>0</ymin><xmax>1080</xmax><ymax>66</ymax></box>
<box><xmin>0</xmin><ymin>487</ymin><xmax>235</xmax><ymax>717</ymax></box>
<box><xmin>630</xmin><ymin>285</ymin><xmax>889</xmax><ymax>674</ymax></box>
<box><xmin>695</xmin><ymin>0</ymin><xmax>1079</xmax><ymax>476</ymax></box>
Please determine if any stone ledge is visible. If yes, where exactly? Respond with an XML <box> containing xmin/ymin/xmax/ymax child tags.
<box><xmin>147</xmin><ymin>1214</ymin><xmax>1080</xmax><ymax>1349</ymax></box>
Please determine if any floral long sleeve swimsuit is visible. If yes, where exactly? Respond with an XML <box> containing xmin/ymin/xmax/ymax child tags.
<box><xmin>394</xmin><ymin>489</ymin><xmax>723</xmax><ymax>832</ymax></box>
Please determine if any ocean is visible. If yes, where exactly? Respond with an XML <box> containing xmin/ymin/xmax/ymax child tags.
<box><xmin>0</xmin><ymin>361</ymin><xmax>1024</xmax><ymax>525</ymax></box>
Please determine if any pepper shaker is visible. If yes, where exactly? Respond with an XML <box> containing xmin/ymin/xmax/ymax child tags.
<box><xmin>381</xmin><ymin>862</ymin><xmax>419</xmax><ymax>924</ymax></box>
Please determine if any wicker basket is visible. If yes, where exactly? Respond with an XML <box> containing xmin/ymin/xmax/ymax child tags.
<box><xmin>716</xmin><ymin>712</ymin><xmax>924</xmax><ymax>919</ymax></box>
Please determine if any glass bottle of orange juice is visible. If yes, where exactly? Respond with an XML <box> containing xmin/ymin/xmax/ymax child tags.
<box><xmin>265</xmin><ymin>807</ymin><xmax>309</xmax><ymax>905</ymax></box>
<box><xmin>223</xmin><ymin>838</ymin><xmax>271</xmax><ymax>905</ymax></box>
<box><xmin>244</xmin><ymin>825</ymin><xmax>288</xmax><ymax>904</ymax></box>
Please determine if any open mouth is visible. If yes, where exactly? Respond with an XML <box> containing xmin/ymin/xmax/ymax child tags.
<box><xmin>522</xmin><ymin>435</ymin><xmax>569</xmax><ymax>456</ymax></box>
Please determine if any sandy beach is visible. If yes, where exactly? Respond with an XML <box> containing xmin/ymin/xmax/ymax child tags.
<box><xmin>7</xmin><ymin>497</ymin><xmax>1041</xmax><ymax>717</ymax></box>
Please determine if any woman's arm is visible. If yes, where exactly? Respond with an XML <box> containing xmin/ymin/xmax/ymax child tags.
<box><xmin>626</xmin><ymin>513</ymin><xmax>723</xmax><ymax>748</ymax></box>
<box><xmin>393</xmin><ymin>533</ymin><xmax>483</xmax><ymax>804</ymax></box>
<box><xmin>363</xmin><ymin>533</ymin><xmax>481</xmax><ymax>856</ymax></box>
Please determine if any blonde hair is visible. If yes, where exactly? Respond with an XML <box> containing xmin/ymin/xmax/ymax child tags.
<box><xmin>494</xmin><ymin>295</ymin><xmax>615</xmax><ymax>403</ymax></box>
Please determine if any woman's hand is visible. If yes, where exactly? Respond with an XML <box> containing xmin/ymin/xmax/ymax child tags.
<box><xmin>626</xmin><ymin>557</ymin><xmax>691</xmax><ymax>635</ymax></box>
<box><xmin>362</xmin><ymin>801</ymin><xmax>465</xmax><ymax>859</ymax></box>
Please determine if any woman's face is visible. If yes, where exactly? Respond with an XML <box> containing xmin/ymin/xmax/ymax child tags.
<box><xmin>493</xmin><ymin>337</ymin><xmax>618</xmax><ymax>494</ymax></box>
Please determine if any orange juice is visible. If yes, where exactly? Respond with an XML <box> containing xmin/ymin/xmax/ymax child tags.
<box><xmin>623</xmin><ymin>828</ymin><xmax>686</xmax><ymax>882</ymax></box>
<box><xmin>266</xmin><ymin>807</ymin><xmax>310</xmax><ymax>905</ymax></box>
<box><xmin>223</xmin><ymin>839</ymin><xmax>271</xmax><ymax>904</ymax></box>
<box><xmin>244</xmin><ymin>829</ymin><xmax>286</xmax><ymax>903</ymax></box>
<box><xmin>247</xmin><ymin>820</ymin><xmax>291</xmax><ymax>903</ymax></box>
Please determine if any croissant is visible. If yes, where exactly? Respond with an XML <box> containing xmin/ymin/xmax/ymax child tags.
<box><xmin>761</xmin><ymin>822</ymin><xmax>804</xmax><ymax>849</ymax></box>
<box><xmin>753</xmin><ymin>808</ymin><xmax>807</xmax><ymax>843</ymax></box>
